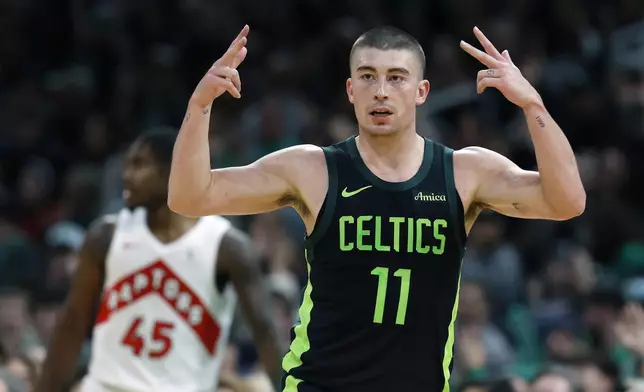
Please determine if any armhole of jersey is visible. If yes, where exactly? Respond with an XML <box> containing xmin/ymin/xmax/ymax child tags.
<box><xmin>443</xmin><ymin>148</ymin><xmax>467</xmax><ymax>253</ymax></box>
<box><xmin>305</xmin><ymin>146</ymin><xmax>338</xmax><ymax>248</ymax></box>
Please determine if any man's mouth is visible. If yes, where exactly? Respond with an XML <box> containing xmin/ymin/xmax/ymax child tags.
<box><xmin>370</xmin><ymin>109</ymin><xmax>393</xmax><ymax>118</ymax></box>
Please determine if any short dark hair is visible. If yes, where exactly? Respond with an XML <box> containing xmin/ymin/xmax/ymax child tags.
<box><xmin>135</xmin><ymin>129</ymin><xmax>177</xmax><ymax>169</ymax></box>
<box><xmin>350</xmin><ymin>26</ymin><xmax>426</xmax><ymax>75</ymax></box>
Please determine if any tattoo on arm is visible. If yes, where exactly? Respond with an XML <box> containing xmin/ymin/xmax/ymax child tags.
<box><xmin>183</xmin><ymin>107</ymin><xmax>209</xmax><ymax>124</ymax></box>
<box><xmin>512</xmin><ymin>202</ymin><xmax>521</xmax><ymax>210</ymax></box>
<box><xmin>536</xmin><ymin>116</ymin><xmax>545</xmax><ymax>128</ymax></box>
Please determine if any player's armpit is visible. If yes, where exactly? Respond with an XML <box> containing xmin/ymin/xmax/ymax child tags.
<box><xmin>458</xmin><ymin>146</ymin><xmax>582</xmax><ymax>220</ymax></box>
<box><xmin>217</xmin><ymin>227</ymin><xmax>284</xmax><ymax>389</ymax></box>
<box><xmin>170</xmin><ymin>144</ymin><xmax>324</xmax><ymax>218</ymax></box>
<box><xmin>34</xmin><ymin>216</ymin><xmax>114</xmax><ymax>392</ymax></box>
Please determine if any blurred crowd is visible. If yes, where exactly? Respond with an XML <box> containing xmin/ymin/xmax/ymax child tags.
<box><xmin>1</xmin><ymin>0</ymin><xmax>643</xmax><ymax>391</ymax></box>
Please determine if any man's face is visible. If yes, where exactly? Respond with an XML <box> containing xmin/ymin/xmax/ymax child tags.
<box><xmin>346</xmin><ymin>48</ymin><xmax>429</xmax><ymax>136</ymax></box>
<box><xmin>121</xmin><ymin>142</ymin><xmax>168</xmax><ymax>209</ymax></box>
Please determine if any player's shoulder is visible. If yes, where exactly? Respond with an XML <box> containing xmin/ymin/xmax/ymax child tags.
<box><xmin>453</xmin><ymin>146</ymin><xmax>508</xmax><ymax>169</ymax></box>
<box><xmin>81</xmin><ymin>213</ymin><xmax>119</xmax><ymax>258</ymax></box>
<box><xmin>270</xmin><ymin>144</ymin><xmax>325</xmax><ymax>161</ymax></box>
<box><xmin>452</xmin><ymin>146</ymin><xmax>517</xmax><ymax>193</ymax></box>
<box><xmin>453</xmin><ymin>145</ymin><xmax>492</xmax><ymax>157</ymax></box>
<box><xmin>260</xmin><ymin>144</ymin><xmax>327</xmax><ymax>177</ymax></box>
<box><xmin>87</xmin><ymin>213</ymin><xmax>119</xmax><ymax>238</ymax></box>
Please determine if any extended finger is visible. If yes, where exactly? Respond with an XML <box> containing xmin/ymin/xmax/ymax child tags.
<box><xmin>232</xmin><ymin>46</ymin><xmax>248</xmax><ymax>69</ymax></box>
<box><xmin>473</xmin><ymin>26</ymin><xmax>504</xmax><ymax>61</ymax></box>
<box><xmin>229</xmin><ymin>25</ymin><xmax>249</xmax><ymax>50</ymax></box>
<box><xmin>220</xmin><ymin>36</ymin><xmax>247</xmax><ymax>66</ymax></box>
<box><xmin>477</xmin><ymin>68</ymin><xmax>505</xmax><ymax>83</ymax></box>
<box><xmin>460</xmin><ymin>40</ymin><xmax>505</xmax><ymax>69</ymax></box>
<box><xmin>219</xmin><ymin>25</ymin><xmax>249</xmax><ymax>66</ymax></box>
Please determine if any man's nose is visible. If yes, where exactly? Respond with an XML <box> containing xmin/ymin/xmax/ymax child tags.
<box><xmin>374</xmin><ymin>79</ymin><xmax>389</xmax><ymax>100</ymax></box>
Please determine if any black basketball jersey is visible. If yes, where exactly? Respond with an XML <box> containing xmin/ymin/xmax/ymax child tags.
<box><xmin>281</xmin><ymin>136</ymin><xmax>467</xmax><ymax>392</ymax></box>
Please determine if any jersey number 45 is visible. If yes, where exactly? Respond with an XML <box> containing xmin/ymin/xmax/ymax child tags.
<box><xmin>121</xmin><ymin>316</ymin><xmax>175</xmax><ymax>359</ymax></box>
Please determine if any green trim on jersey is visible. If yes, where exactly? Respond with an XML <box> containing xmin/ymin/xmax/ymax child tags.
<box><xmin>346</xmin><ymin>136</ymin><xmax>434</xmax><ymax>191</ymax></box>
<box><xmin>441</xmin><ymin>269</ymin><xmax>463</xmax><ymax>392</ymax></box>
<box><xmin>282</xmin><ymin>253</ymin><xmax>313</xmax><ymax>374</ymax></box>
<box><xmin>283</xmin><ymin>375</ymin><xmax>303</xmax><ymax>392</ymax></box>
<box><xmin>282</xmin><ymin>146</ymin><xmax>339</xmax><ymax>386</ymax></box>
<box><xmin>441</xmin><ymin>148</ymin><xmax>466</xmax><ymax>390</ymax></box>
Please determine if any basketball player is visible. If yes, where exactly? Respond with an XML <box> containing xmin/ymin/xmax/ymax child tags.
<box><xmin>35</xmin><ymin>132</ymin><xmax>283</xmax><ymax>392</ymax></box>
<box><xmin>168</xmin><ymin>25</ymin><xmax>585</xmax><ymax>392</ymax></box>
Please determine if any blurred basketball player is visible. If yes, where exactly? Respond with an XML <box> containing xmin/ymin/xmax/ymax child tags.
<box><xmin>35</xmin><ymin>132</ymin><xmax>283</xmax><ymax>392</ymax></box>
<box><xmin>169</xmin><ymin>25</ymin><xmax>585</xmax><ymax>391</ymax></box>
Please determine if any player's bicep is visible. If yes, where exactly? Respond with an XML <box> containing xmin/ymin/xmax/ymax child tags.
<box><xmin>208</xmin><ymin>161</ymin><xmax>293</xmax><ymax>215</ymax></box>
<box><xmin>204</xmin><ymin>145</ymin><xmax>320</xmax><ymax>216</ymax></box>
<box><xmin>467</xmin><ymin>147</ymin><xmax>559</xmax><ymax>220</ymax></box>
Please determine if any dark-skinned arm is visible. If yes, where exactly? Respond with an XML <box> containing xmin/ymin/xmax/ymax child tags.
<box><xmin>34</xmin><ymin>217</ymin><xmax>114</xmax><ymax>392</ymax></box>
<box><xmin>218</xmin><ymin>227</ymin><xmax>284</xmax><ymax>389</ymax></box>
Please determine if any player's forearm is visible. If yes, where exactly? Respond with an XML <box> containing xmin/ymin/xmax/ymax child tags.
<box><xmin>34</xmin><ymin>312</ymin><xmax>88</xmax><ymax>392</ymax></box>
<box><xmin>168</xmin><ymin>101</ymin><xmax>214</xmax><ymax>216</ymax></box>
<box><xmin>524</xmin><ymin>101</ymin><xmax>586</xmax><ymax>218</ymax></box>
<box><xmin>255</xmin><ymin>329</ymin><xmax>284</xmax><ymax>389</ymax></box>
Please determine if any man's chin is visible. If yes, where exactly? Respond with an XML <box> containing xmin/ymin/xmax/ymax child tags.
<box><xmin>360</xmin><ymin>123</ymin><xmax>399</xmax><ymax>136</ymax></box>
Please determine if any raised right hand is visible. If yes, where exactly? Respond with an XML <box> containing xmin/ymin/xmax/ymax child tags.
<box><xmin>190</xmin><ymin>25</ymin><xmax>249</xmax><ymax>108</ymax></box>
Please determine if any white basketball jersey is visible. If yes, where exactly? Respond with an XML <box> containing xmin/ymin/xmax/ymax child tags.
<box><xmin>83</xmin><ymin>208</ymin><xmax>236</xmax><ymax>392</ymax></box>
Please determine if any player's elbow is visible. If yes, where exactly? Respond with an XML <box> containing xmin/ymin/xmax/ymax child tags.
<box><xmin>568</xmin><ymin>191</ymin><xmax>586</xmax><ymax>217</ymax></box>
<box><xmin>167</xmin><ymin>194</ymin><xmax>202</xmax><ymax>218</ymax></box>
<box><xmin>554</xmin><ymin>191</ymin><xmax>586</xmax><ymax>220</ymax></box>
<box><xmin>167</xmin><ymin>180</ymin><xmax>210</xmax><ymax>217</ymax></box>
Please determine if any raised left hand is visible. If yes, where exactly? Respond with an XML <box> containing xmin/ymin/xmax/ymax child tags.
<box><xmin>460</xmin><ymin>27</ymin><xmax>542</xmax><ymax>109</ymax></box>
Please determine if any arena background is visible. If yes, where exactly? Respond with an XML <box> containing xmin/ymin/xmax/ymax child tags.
<box><xmin>0</xmin><ymin>0</ymin><xmax>643</xmax><ymax>391</ymax></box>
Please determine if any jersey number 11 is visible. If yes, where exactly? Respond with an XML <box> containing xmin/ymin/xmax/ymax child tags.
<box><xmin>371</xmin><ymin>267</ymin><xmax>411</xmax><ymax>325</ymax></box>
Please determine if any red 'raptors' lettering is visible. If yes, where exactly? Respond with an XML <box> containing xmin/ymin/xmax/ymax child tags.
<box><xmin>96</xmin><ymin>260</ymin><xmax>221</xmax><ymax>355</ymax></box>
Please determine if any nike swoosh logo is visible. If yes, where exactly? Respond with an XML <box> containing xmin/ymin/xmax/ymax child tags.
<box><xmin>342</xmin><ymin>185</ymin><xmax>373</xmax><ymax>198</ymax></box>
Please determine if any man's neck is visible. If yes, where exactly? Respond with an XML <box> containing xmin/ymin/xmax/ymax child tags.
<box><xmin>146</xmin><ymin>204</ymin><xmax>185</xmax><ymax>230</ymax></box>
<box><xmin>355</xmin><ymin>126</ymin><xmax>424</xmax><ymax>169</ymax></box>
